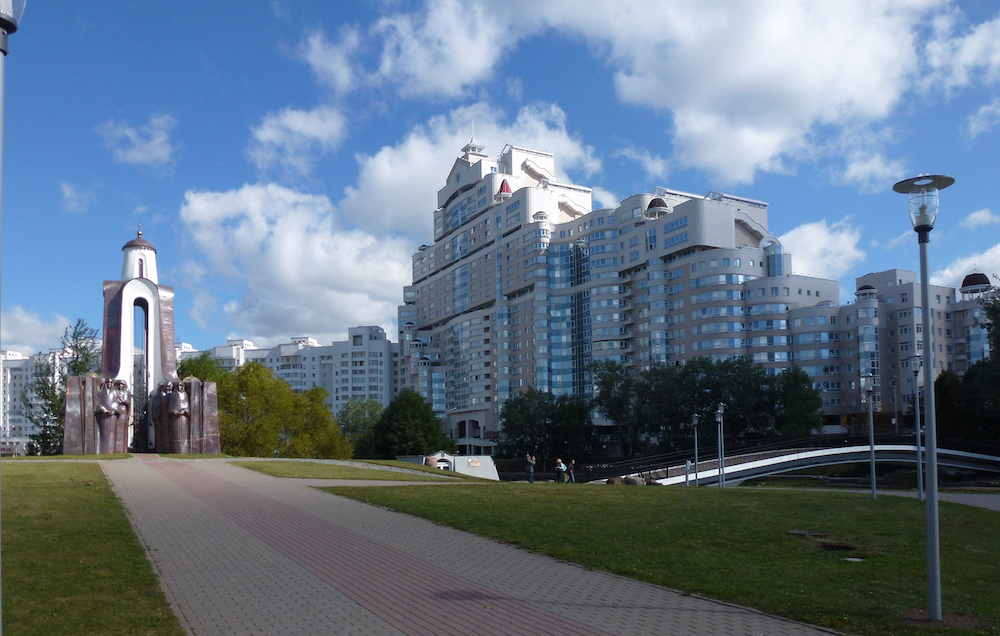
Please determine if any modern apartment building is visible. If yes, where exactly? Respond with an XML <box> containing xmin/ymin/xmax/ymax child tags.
<box><xmin>396</xmin><ymin>140</ymin><xmax>995</xmax><ymax>452</ymax></box>
<box><xmin>183</xmin><ymin>326</ymin><xmax>399</xmax><ymax>415</ymax></box>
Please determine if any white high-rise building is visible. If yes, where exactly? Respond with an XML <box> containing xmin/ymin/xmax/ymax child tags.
<box><xmin>396</xmin><ymin>140</ymin><xmax>995</xmax><ymax>452</ymax></box>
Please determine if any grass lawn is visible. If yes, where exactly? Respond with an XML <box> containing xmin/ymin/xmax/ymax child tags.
<box><xmin>233</xmin><ymin>460</ymin><xmax>457</xmax><ymax>481</ymax></box>
<box><xmin>325</xmin><ymin>483</ymin><xmax>1000</xmax><ymax>636</ymax></box>
<box><xmin>357</xmin><ymin>459</ymin><xmax>490</xmax><ymax>480</ymax></box>
<box><xmin>5</xmin><ymin>454</ymin><xmax>132</xmax><ymax>461</ymax></box>
<box><xmin>2</xmin><ymin>462</ymin><xmax>184</xmax><ymax>636</ymax></box>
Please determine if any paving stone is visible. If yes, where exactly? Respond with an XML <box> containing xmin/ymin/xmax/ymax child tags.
<box><xmin>103</xmin><ymin>456</ymin><xmax>841</xmax><ymax>636</ymax></box>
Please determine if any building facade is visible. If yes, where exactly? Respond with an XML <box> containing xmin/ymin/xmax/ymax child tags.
<box><xmin>396</xmin><ymin>141</ymin><xmax>995</xmax><ymax>452</ymax></box>
<box><xmin>182</xmin><ymin>326</ymin><xmax>399</xmax><ymax>415</ymax></box>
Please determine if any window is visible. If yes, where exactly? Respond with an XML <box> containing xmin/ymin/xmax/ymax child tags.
<box><xmin>901</xmin><ymin>293</ymin><xmax>908</xmax><ymax>303</ymax></box>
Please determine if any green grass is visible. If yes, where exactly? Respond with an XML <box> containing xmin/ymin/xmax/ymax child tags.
<box><xmin>2</xmin><ymin>462</ymin><xmax>184</xmax><ymax>636</ymax></box>
<box><xmin>5</xmin><ymin>454</ymin><xmax>132</xmax><ymax>461</ymax></box>
<box><xmin>325</xmin><ymin>483</ymin><xmax>1000</xmax><ymax>636</ymax></box>
<box><xmin>232</xmin><ymin>460</ymin><xmax>457</xmax><ymax>481</ymax></box>
<box><xmin>356</xmin><ymin>459</ymin><xmax>491</xmax><ymax>480</ymax></box>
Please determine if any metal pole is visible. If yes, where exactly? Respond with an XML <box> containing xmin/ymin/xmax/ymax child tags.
<box><xmin>915</xmin><ymin>373</ymin><xmax>923</xmax><ymax>502</ymax></box>
<box><xmin>894</xmin><ymin>384</ymin><xmax>899</xmax><ymax>435</ymax></box>
<box><xmin>919</xmin><ymin>234</ymin><xmax>942</xmax><ymax>621</ymax></box>
<box><xmin>692</xmin><ymin>414</ymin><xmax>699</xmax><ymax>487</ymax></box>
<box><xmin>0</xmin><ymin>43</ymin><xmax>7</xmax><ymax>636</ymax></box>
<box><xmin>867</xmin><ymin>389</ymin><xmax>876</xmax><ymax>500</ymax></box>
<box><xmin>716</xmin><ymin>404</ymin><xmax>725</xmax><ymax>489</ymax></box>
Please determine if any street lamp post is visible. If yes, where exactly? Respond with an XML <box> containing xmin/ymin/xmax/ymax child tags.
<box><xmin>866</xmin><ymin>384</ymin><xmax>876</xmax><ymax>500</ymax></box>
<box><xmin>0</xmin><ymin>4</ymin><xmax>26</xmax><ymax>634</ymax></box>
<box><xmin>715</xmin><ymin>403</ymin><xmax>725</xmax><ymax>488</ymax></box>
<box><xmin>691</xmin><ymin>413</ymin><xmax>700</xmax><ymax>487</ymax></box>
<box><xmin>912</xmin><ymin>354</ymin><xmax>924</xmax><ymax>502</ymax></box>
<box><xmin>894</xmin><ymin>174</ymin><xmax>954</xmax><ymax>622</ymax></box>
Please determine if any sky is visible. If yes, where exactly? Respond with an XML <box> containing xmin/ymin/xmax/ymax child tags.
<box><xmin>2</xmin><ymin>0</ymin><xmax>1000</xmax><ymax>356</ymax></box>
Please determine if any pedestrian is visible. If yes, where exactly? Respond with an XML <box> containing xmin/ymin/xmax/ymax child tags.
<box><xmin>526</xmin><ymin>454</ymin><xmax>535</xmax><ymax>483</ymax></box>
<box><xmin>555</xmin><ymin>458</ymin><xmax>565</xmax><ymax>483</ymax></box>
<box><xmin>567</xmin><ymin>459</ymin><xmax>576</xmax><ymax>483</ymax></box>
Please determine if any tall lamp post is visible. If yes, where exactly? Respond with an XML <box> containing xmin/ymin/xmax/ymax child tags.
<box><xmin>691</xmin><ymin>413</ymin><xmax>700</xmax><ymax>487</ymax></box>
<box><xmin>0</xmin><ymin>4</ymin><xmax>26</xmax><ymax>635</ymax></box>
<box><xmin>865</xmin><ymin>383</ymin><xmax>876</xmax><ymax>500</ymax></box>
<box><xmin>912</xmin><ymin>354</ymin><xmax>924</xmax><ymax>502</ymax></box>
<box><xmin>715</xmin><ymin>403</ymin><xmax>725</xmax><ymax>488</ymax></box>
<box><xmin>894</xmin><ymin>174</ymin><xmax>954</xmax><ymax>622</ymax></box>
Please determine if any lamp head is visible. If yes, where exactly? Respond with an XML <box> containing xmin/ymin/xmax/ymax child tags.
<box><xmin>691</xmin><ymin>413</ymin><xmax>699</xmax><ymax>426</ymax></box>
<box><xmin>893</xmin><ymin>174</ymin><xmax>954</xmax><ymax>233</ymax></box>
<box><xmin>0</xmin><ymin>0</ymin><xmax>25</xmax><ymax>34</ymax></box>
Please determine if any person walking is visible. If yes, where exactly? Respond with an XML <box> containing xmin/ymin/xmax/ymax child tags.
<box><xmin>526</xmin><ymin>454</ymin><xmax>536</xmax><ymax>483</ymax></box>
<box><xmin>555</xmin><ymin>458</ymin><xmax>566</xmax><ymax>483</ymax></box>
<box><xmin>567</xmin><ymin>459</ymin><xmax>576</xmax><ymax>483</ymax></box>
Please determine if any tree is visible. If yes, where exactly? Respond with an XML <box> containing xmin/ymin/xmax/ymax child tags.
<box><xmin>977</xmin><ymin>280</ymin><xmax>1000</xmax><ymax>354</ymax></box>
<box><xmin>277</xmin><ymin>387</ymin><xmax>353</xmax><ymax>459</ymax></box>
<box><xmin>177</xmin><ymin>351</ymin><xmax>229</xmax><ymax>384</ymax></box>
<box><xmin>771</xmin><ymin>366</ymin><xmax>824</xmax><ymax>437</ymax></box>
<box><xmin>337</xmin><ymin>398</ymin><xmax>383</xmax><ymax>443</ymax></box>
<box><xmin>498</xmin><ymin>388</ymin><xmax>596</xmax><ymax>468</ymax></box>
<box><xmin>218</xmin><ymin>362</ymin><xmax>298</xmax><ymax>456</ymax></box>
<box><xmin>22</xmin><ymin>355</ymin><xmax>63</xmax><ymax>455</ymax></box>
<box><xmin>590</xmin><ymin>360</ymin><xmax>645</xmax><ymax>457</ymax></box>
<box><xmin>24</xmin><ymin>319</ymin><xmax>102</xmax><ymax>455</ymax></box>
<box><xmin>355</xmin><ymin>388</ymin><xmax>454</xmax><ymax>459</ymax></box>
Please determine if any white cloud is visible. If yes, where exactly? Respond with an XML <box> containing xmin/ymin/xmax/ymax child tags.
<box><xmin>248</xmin><ymin>105</ymin><xmax>347</xmax><ymax>178</ymax></box>
<box><xmin>177</xmin><ymin>183</ymin><xmax>412</xmax><ymax>343</ymax></box>
<box><xmin>925</xmin><ymin>11</ymin><xmax>1000</xmax><ymax>92</ymax></box>
<box><xmin>967</xmin><ymin>97</ymin><xmax>1000</xmax><ymax>138</ymax></box>
<box><xmin>931</xmin><ymin>243</ymin><xmax>1000</xmax><ymax>288</ymax></box>
<box><xmin>591</xmin><ymin>186</ymin><xmax>620</xmax><ymax>210</ymax></box>
<box><xmin>1</xmin><ymin>307</ymin><xmax>71</xmax><ymax>356</ymax></box>
<box><xmin>59</xmin><ymin>182</ymin><xmax>95</xmax><ymax>213</ymax></box>
<box><xmin>840</xmin><ymin>150</ymin><xmax>906</xmax><ymax>194</ymax></box>
<box><xmin>322</xmin><ymin>0</ymin><xmax>953</xmax><ymax>185</ymax></box>
<box><xmin>779</xmin><ymin>219</ymin><xmax>866</xmax><ymax>279</ymax></box>
<box><xmin>98</xmin><ymin>114</ymin><xmax>177</xmax><ymax>168</ymax></box>
<box><xmin>339</xmin><ymin>102</ymin><xmax>601</xmax><ymax>237</ymax></box>
<box><xmin>959</xmin><ymin>208</ymin><xmax>1000</xmax><ymax>229</ymax></box>
<box><xmin>297</xmin><ymin>28</ymin><xmax>361</xmax><ymax>95</ymax></box>
<box><xmin>614</xmin><ymin>146</ymin><xmax>668</xmax><ymax>180</ymax></box>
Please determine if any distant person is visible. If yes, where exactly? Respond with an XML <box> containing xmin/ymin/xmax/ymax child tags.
<box><xmin>526</xmin><ymin>454</ymin><xmax>536</xmax><ymax>483</ymax></box>
<box><xmin>556</xmin><ymin>458</ymin><xmax>566</xmax><ymax>483</ymax></box>
<box><xmin>567</xmin><ymin>459</ymin><xmax>576</xmax><ymax>483</ymax></box>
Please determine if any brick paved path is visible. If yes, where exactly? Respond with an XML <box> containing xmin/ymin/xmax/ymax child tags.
<box><xmin>103</xmin><ymin>456</ymin><xmax>839</xmax><ymax>636</ymax></box>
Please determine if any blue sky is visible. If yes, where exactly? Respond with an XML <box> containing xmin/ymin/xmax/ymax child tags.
<box><xmin>3</xmin><ymin>0</ymin><xmax>1000</xmax><ymax>355</ymax></box>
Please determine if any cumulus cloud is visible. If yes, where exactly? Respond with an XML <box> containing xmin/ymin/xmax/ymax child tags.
<box><xmin>959</xmin><ymin>208</ymin><xmax>1000</xmax><ymax>229</ymax></box>
<box><xmin>591</xmin><ymin>186</ymin><xmax>620</xmax><ymax>210</ymax></box>
<box><xmin>248</xmin><ymin>105</ymin><xmax>347</xmax><ymax>178</ymax></box>
<box><xmin>925</xmin><ymin>11</ymin><xmax>1000</xmax><ymax>92</ymax></box>
<box><xmin>967</xmin><ymin>97</ymin><xmax>1000</xmax><ymax>138</ymax></box>
<box><xmin>59</xmin><ymin>182</ymin><xmax>95</xmax><ymax>213</ymax></box>
<box><xmin>98</xmin><ymin>114</ymin><xmax>177</xmax><ymax>168</ymax></box>
<box><xmin>178</xmin><ymin>184</ymin><xmax>412</xmax><ymax>343</ymax></box>
<box><xmin>314</xmin><ymin>0</ymin><xmax>957</xmax><ymax>185</ymax></box>
<box><xmin>779</xmin><ymin>219</ymin><xmax>865</xmax><ymax>279</ymax></box>
<box><xmin>338</xmin><ymin>102</ymin><xmax>601</xmax><ymax>237</ymax></box>
<box><xmin>1</xmin><ymin>307</ymin><xmax>72</xmax><ymax>356</ymax></box>
<box><xmin>614</xmin><ymin>146</ymin><xmax>668</xmax><ymax>180</ymax></box>
<box><xmin>840</xmin><ymin>151</ymin><xmax>906</xmax><ymax>194</ymax></box>
<box><xmin>931</xmin><ymin>243</ymin><xmax>1000</xmax><ymax>288</ymax></box>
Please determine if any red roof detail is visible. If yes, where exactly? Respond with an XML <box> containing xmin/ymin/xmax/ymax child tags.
<box><xmin>499</xmin><ymin>179</ymin><xmax>512</xmax><ymax>194</ymax></box>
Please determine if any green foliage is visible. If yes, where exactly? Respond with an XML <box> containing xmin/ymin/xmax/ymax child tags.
<box><xmin>25</xmin><ymin>319</ymin><xmax>102</xmax><ymax>455</ymax></box>
<box><xmin>177</xmin><ymin>351</ymin><xmax>229</xmax><ymax>384</ymax></box>
<box><xmin>977</xmin><ymin>280</ymin><xmax>1000</xmax><ymax>354</ymax></box>
<box><xmin>498</xmin><ymin>388</ymin><xmax>596</xmax><ymax>468</ymax></box>
<box><xmin>336</xmin><ymin>397</ymin><xmax>384</xmax><ymax>442</ymax></box>
<box><xmin>354</xmin><ymin>388</ymin><xmax>454</xmax><ymax>459</ymax></box>
<box><xmin>591</xmin><ymin>357</ymin><xmax>823</xmax><ymax>455</ymax></box>
<box><xmin>937</xmin><ymin>358</ymin><xmax>1000</xmax><ymax>448</ymax></box>
<box><xmin>217</xmin><ymin>362</ymin><xmax>352</xmax><ymax>459</ymax></box>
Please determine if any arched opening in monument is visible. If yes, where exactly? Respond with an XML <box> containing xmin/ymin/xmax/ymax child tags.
<box><xmin>133</xmin><ymin>299</ymin><xmax>150</xmax><ymax>450</ymax></box>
